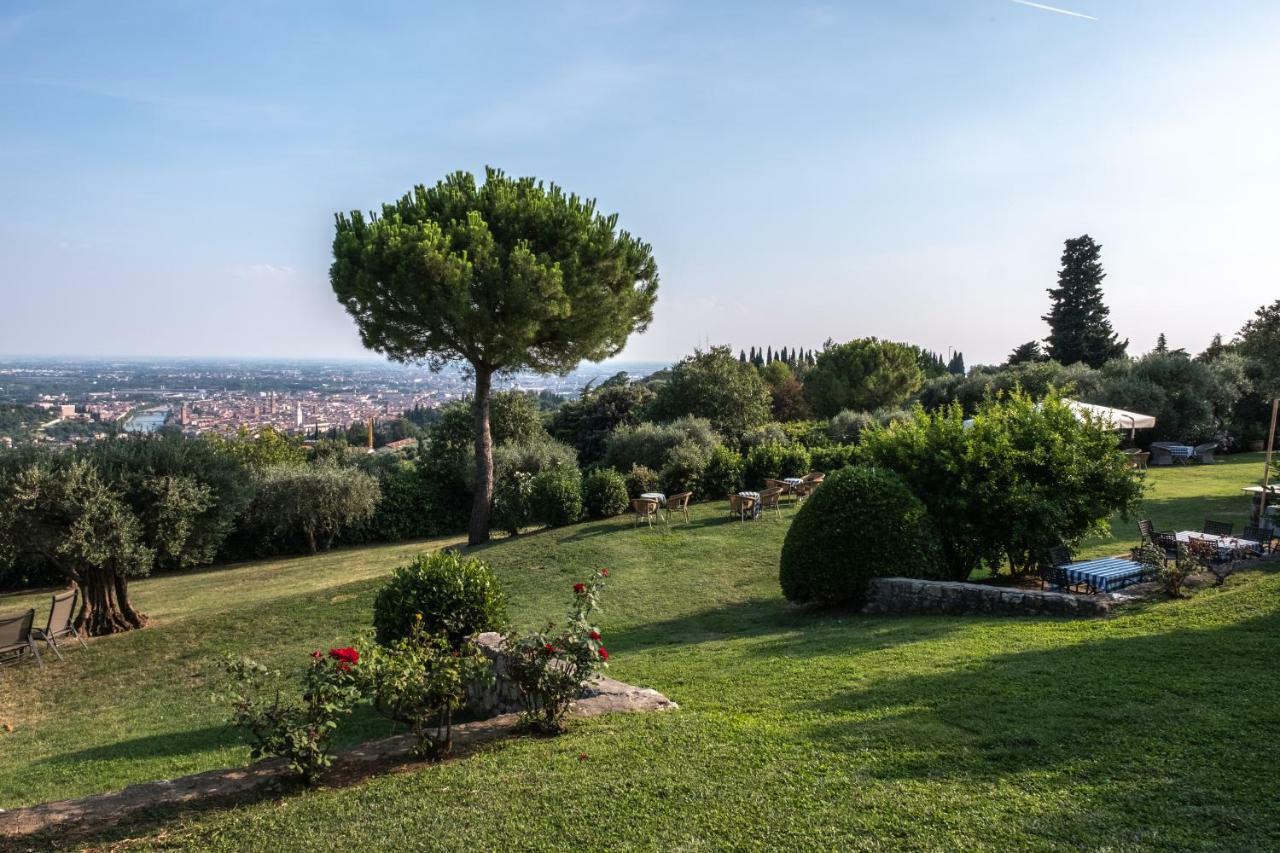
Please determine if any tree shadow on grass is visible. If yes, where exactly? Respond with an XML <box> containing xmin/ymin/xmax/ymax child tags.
<box><xmin>797</xmin><ymin>608</ymin><xmax>1280</xmax><ymax>845</ymax></box>
<box><xmin>33</xmin><ymin>724</ymin><xmax>235</xmax><ymax>769</ymax></box>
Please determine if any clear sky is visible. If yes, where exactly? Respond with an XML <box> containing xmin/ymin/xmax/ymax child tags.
<box><xmin>1</xmin><ymin>1</ymin><xmax>1277</xmax><ymax>365</ymax></box>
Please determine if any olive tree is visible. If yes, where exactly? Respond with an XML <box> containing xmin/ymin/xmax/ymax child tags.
<box><xmin>331</xmin><ymin>169</ymin><xmax>657</xmax><ymax>544</ymax></box>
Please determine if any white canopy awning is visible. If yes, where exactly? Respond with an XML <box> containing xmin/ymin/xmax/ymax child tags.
<box><xmin>1063</xmin><ymin>400</ymin><xmax>1156</xmax><ymax>432</ymax></box>
<box><xmin>961</xmin><ymin>400</ymin><xmax>1157</xmax><ymax>434</ymax></box>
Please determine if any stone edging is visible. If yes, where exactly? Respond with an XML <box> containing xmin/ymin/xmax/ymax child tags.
<box><xmin>863</xmin><ymin>576</ymin><xmax>1113</xmax><ymax>617</ymax></box>
<box><xmin>0</xmin><ymin>676</ymin><xmax>676</xmax><ymax>841</ymax></box>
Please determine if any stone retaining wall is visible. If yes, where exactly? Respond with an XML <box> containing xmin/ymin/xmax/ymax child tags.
<box><xmin>465</xmin><ymin>631</ymin><xmax>527</xmax><ymax>716</ymax></box>
<box><xmin>863</xmin><ymin>577</ymin><xmax>1111</xmax><ymax>617</ymax></box>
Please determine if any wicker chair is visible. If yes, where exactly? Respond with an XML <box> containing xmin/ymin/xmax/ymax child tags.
<box><xmin>1192</xmin><ymin>443</ymin><xmax>1218</xmax><ymax>464</ymax></box>
<box><xmin>1203</xmin><ymin>519</ymin><xmax>1233</xmax><ymax>537</ymax></box>
<box><xmin>1147</xmin><ymin>444</ymin><xmax>1175</xmax><ymax>466</ymax></box>
<box><xmin>728</xmin><ymin>493</ymin><xmax>757</xmax><ymax>521</ymax></box>
<box><xmin>32</xmin><ymin>589</ymin><xmax>86</xmax><ymax>660</ymax></box>
<box><xmin>0</xmin><ymin>609</ymin><xmax>42</xmax><ymax>678</ymax></box>
<box><xmin>665</xmin><ymin>492</ymin><xmax>692</xmax><ymax>524</ymax></box>
<box><xmin>1130</xmin><ymin>452</ymin><xmax>1150</xmax><ymax>470</ymax></box>
<box><xmin>758</xmin><ymin>488</ymin><xmax>783</xmax><ymax>520</ymax></box>
<box><xmin>631</xmin><ymin>498</ymin><xmax>659</xmax><ymax>528</ymax></box>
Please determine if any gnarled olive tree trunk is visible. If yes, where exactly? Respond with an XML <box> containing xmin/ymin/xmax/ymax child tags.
<box><xmin>74</xmin><ymin>565</ymin><xmax>147</xmax><ymax>636</ymax></box>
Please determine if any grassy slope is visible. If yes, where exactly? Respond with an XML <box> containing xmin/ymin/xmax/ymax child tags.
<box><xmin>0</xmin><ymin>454</ymin><xmax>1274</xmax><ymax>849</ymax></box>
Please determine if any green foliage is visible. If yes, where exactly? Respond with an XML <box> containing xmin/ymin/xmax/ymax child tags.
<box><xmin>1131</xmin><ymin>543</ymin><xmax>1197</xmax><ymax>598</ymax></box>
<box><xmin>1094</xmin><ymin>351</ymin><xmax>1240</xmax><ymax>443</ymax></box>
<box><xmin>779</xmin><ymin>465</ymin><xmax>941</xmax><ymax>606</ymax></box>
<box><xmin>357</xmin><ymin>624</ymin><xmax>492</xmax><ymax>758</ymax></box>
<box><xmin>206</xmin><ymin>426</ymin><xmax>307</xmax><ymax>472</ymax></box>
<box><xmin>1237</xmin><ymin>299</ymin><xmax>1280</xmax><ymax>398</ymax></box>
<box><xmin>624</xmin><ymin>464</ymin><xmax>659</xmax><ymax>497</ymax></box>
<box><xmin>222</xmin><ymin>649</ymin><xmax>363</xmax><ymax>784</ymax></box>
<box><xmin>861</xmin><ymin>395</ymin><xmax>1144</xmax><ymax>580</ymax></box>
<box><xmin>659</xmin><ymin>439</ymin><xmax>709</xmax><ymax>496</ymax></box>
<box><xmin>779</xmin><ymin>420</ymin><xmax>829</xmax><ymax>448</ymax></box>
<box><xmin>502</xmin><ymin>569</ymin><xmax>609</xmax><ymax>733</ymax></box>
<box><xmin>604</xmin><ymin>416</ymin><xmax>721</xmax><ymax>473</ymax></box>
<box><xmin>647</xmin><ymin>346</ymin><xmax>771</xmax><ymax>438</ymax></box>
<box><xmin>917</xmin><ymin>360</ymin><xmax>1103</xmax><ymax>415</ymax></box>
<box><xmin>373</xmin><ymin>551</ymin><xmax>507</xmax><ymax>647</ymax></box>
<box><xmin>491</xmin><ymin>470</ymin><xmax>534</xmax><ymax>535</ymax></box>
<box><xmin>530</xmin><ymin>466</ymin><xmax>584</xmax><ymax>527</ymax></box>
<box><xmin>778</xmin><ymin>443</ymin><xmax>812</xmax><ymax>478</ymax></box>
<box><xmin>331</xmin><ymin>168</ymin><xmax>659</xmax><ymax>544</ymax></box>
<box><xmin>548</xmin><ymin>378</ymin><xmax>654</xmax><ymax>465</ymax></box>
<box><xmin>1006</xmin><ymin>340</ymin><xmax>1048</xmax><ymax>366</ymax></box>
<box><xmin>1043</xmin><ymin>234</ymin><xmax>1128</xmax><ymax>368</ymax></box>
<box><xmin>740</xmin><ymin>422</ymin><xmax>791</xmax><ymax>451</ymax></box>
<box><xmin>803</xmin><ymin>338</ymin><xmax>924</xmax><ymax>418</ymax></box>
<box><xmin>743</xmin><ymin>441</ymin><xmax>787</xmax><ymax>487</ymax></box>
<box><xmin>827</xmin><ymin>410</ymin><xmax>877</xmax><ymax>444</ymax></box>
<box><xmin>809</xmin><ymin>444</ymin><xmax>858</xmax><ymax>472</ymax></box>
<box><xmin>701</xmin><ymin>445</ymin><xmax>745</xmax><ymax>497</ymax></box>
<box><xmin>248</xmin><ymin>465</ymin><xmax>381</xmax><ymax>554</ymax></box>
<box><xmin>581</xmin><ymin>468</ymin><xmax>630</xmax><ymax>518</ymax></box>
<box><xmin>84</xmin><ymin>433</ymin><xmax>254</xmax><ymax>572</ymax></box>
<box><xmin>356</xmin><ymin>461</ymin><xmax>440</xmax><ymax>543</ymax></box>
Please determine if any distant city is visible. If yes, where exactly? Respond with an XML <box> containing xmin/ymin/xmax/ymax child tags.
<box><xmin>0</xmin><ymin>358</ymin><xmax>668</xmax><ymax>447</ymax></box>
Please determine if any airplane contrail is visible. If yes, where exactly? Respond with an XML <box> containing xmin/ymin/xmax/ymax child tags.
<box><xmin>1007</xmin><ymin>0</ymin><xmax>1097</xmax><ymax>21</ymax></box>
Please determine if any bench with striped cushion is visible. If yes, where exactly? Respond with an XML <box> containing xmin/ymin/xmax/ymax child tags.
<box><xmin>1061</xmin><ymin>557</ymin><xmax>1148</xmax><ymax>593</ymax></box>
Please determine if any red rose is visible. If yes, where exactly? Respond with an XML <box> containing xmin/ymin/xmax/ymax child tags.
<box><xmin>311</xmin><ymin>650</ymin><xmax>323</xmax><ymax>660</ymax></box>
<box><xmin>573</xmin><ymin>583</ymin><xmax>586</xmax><ymax>595</ymax></box>
<box><xmin>598</xmin><ymin>648</ymin><xmax>609</xmax><ymax>661</ymax></box>
<box><xmin>600</xmin><ymin>569</ymin><xmax>609</xmax><ymax>577</ymax></box>
<box><xmin>543</xmin><ymin>643</ymin><xmax>556</xmax><ymax>655</ymax></box>
<box><xmin>337</xmin><ymin>662</ymin><xmax>351</xmax><ymax>673</ymax></box>
<box><xmin>328</xmin><ymin>647</ymin><xmax>359</xmax><ymax>665</ymax></box>
<box><xmin>589</xmin><ymin>630</ymin><xmax>601</xmax><ymax>641</ymax></box>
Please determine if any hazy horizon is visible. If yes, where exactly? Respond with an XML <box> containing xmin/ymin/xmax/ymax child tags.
<box><xmin>3</xmin><ymin>1</ymin><xmax>1277</xmax><ymax>364</ymax></box>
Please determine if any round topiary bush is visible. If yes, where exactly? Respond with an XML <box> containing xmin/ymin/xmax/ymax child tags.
<box><xmin>779</xmin><ymin>465</ymin><xmax>941</xmax><ymax>607</ymax></box>
<box><xmin>582</xmin><ymin>468</ymin><xmax>629</xmax><ymax>519</ymax></box>
<box><xmin>530</xmin><ymin>466</ymin><xmax>584</xmax><ymax>527</ymax></box>
<box><xmin>373</xmin><ymin>551</ymin><xmax>507</xmax><ymax>646</ymax></box>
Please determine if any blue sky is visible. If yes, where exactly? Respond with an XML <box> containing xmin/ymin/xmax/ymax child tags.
<box><xmin>1</xmin><ymin>1</ymin><xmax>1277</xmax><ymax>365</ymax></box>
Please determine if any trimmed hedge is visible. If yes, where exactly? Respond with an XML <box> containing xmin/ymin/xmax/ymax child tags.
<box><xmin>779</xmin><ymin>465</ymin><xmax>941</xmax><ymax>606</ymax></box>
<box><xmin>531</xmin><ymin>466</ymin><xmax>584</xmax><ymax>527</ymax></box>
<box><xmin>373</xmin><ymin>551</ymin><xmax>508</xmax><ymax>646</ymax></box>
<box><xmin>582</xmin><ymin>468</ymin><xmax>630</xmax><ymax>518</ymax></box>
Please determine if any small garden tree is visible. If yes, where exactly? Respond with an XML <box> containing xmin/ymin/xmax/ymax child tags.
<box><xmin>331</xmin><ymin>168</ymin><xmax>658</xmax><ymax>544</ymax></box>
<box><xmin>646</xmin><ymin>346</ymin><xmax>770</xmax><ymax>439</ymax></box>
<box><xmin>1043</xmin><ymin>234</ymin><xmax>1127</xmax><ymax>368</ymax></box>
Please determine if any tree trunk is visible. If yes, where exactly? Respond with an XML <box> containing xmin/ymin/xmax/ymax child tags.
<box><xmin>468</xmin><ymin>367</ymin><xmax>495</xmax><ymax>546</ymax></box>
<box><xmin>75</xmin><ymin>566</ymin><xmax>147</xmax><ymax>636</ymax></box>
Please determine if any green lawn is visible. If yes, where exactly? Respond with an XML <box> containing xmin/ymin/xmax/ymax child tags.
<box><xmin>0</xmin><ymin>454</ymin><xmax>1276</xmax><ymax>850</ymax></box>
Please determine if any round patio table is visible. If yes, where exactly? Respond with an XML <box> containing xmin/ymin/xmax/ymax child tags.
<box><xmin>640</xmin><ymin>492</ymin><xmax>666</xmax><ymax>506</ymax></box>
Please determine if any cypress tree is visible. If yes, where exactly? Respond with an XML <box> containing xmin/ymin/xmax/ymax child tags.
<box><xmin>1155</xmin><ymin>332</ymin><xmax>1168</xmax><ymax>353</ymax></box>
<box><xmin>1043</xmin><ymin>234</ymin><xmax>1128</xmax><ymax>368</ymax></box>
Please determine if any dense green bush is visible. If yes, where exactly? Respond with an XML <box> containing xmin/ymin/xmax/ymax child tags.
<box><xmin>740</xmin><ymin>423</ymin><xmax>791</xmax><ymax>451</ymax></box>
<box><xmin>373</xmin><ymin>551</ymin><xmax>507</xmax><ymax>646</ymax></box>
<box><xmin>701</xmin><ymin>445</ymin><xmax>744</xmax><ymax>497</ymax></box>
<box><xmin>548</xmin><ymin>377</ymin><xmax>654</xmax><ymax>465</ymax></box>
<box><xmin>809</xmin><ymin>444</ymin><xmax>857</xmax><ymax>473</ymax></box>
<box><xmin>743</xmin><ymin>441</ymin><xmax>787</xmax><ymax>487</ymax></box>
<box><xmin>348</xmin><ymin>460</ymin><xmax>440</xmax><ymax>544</ymax></box>
<box><xmin>826</xmin><ymin>410</ymin><xmax>877</xmax><ymax>444</ymax></box>
<box><xmin>625</xmin><ymin>463</ymin><xmax>659</xmax><ymax>497</ymax></box>
<box><xmin>604</xmin><ymin>417</ymin><xmax>720</xmax><ymax>473</ymax></box>
<box><xmin>804</xmin><ymin>338</ymin><xmax>923</xmax><ymax>418</ymax></box>
<box><xmin>779</xmin><ymin>465</ymin><xmax>941</xmax><ymax>606</ymax></box>
<box><xmin>248</xmin><ymin>464</ymin><xmax>381</xmax><ymax>554</ymax></box>
<box><xmin>659</xmin><ymin>439</ymin><xmax>709</xmax><ymax>496</ymax></box>
<box><xmin>778</xmin><ymin>444</ymin><xmax>812</xmax><ymax>478</ymax></box>
<box><xmin>530</xmin><ymin>466</ymin><xmax>584</xmax><ymax>527</ymax></box>
<box><xmin>581</xmin><ymin>468</ymin><xmax>629</xmax><ymax>518</ymax></box>
<box><xmin>645</xmin><ymin>346</ymin><xmax>771</xmax><ymax>438</ymax></box>
<box><xmin>491</xmin><ymin>470</ymin><xmax>534</xmax><ymax>535</ymax></box>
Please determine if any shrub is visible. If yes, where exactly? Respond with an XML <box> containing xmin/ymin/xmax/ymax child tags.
<box><xmin>604</xmin><ymin>417</ymin><xmax>720</xmax><ymax>473</ymax></box>
<box><xmin>781</xmin><ymin>420</ymin><xmax>829</xmax><ymax>448</ymax></box>
<box><xmin>222</xmin><ymin>648</ymin><xmax>363</xmax><ymax>784</ymax></box>
<box><xmin>491</xmin><ymin>470</ymin><xmax>534</xmax><ymax>535</ymax></box>
<box><xmin>702</xmin><ymin>445</ymin><xmax>744</xmax><ymax>497</ymax></box>
<box><xmin>582</xmin><ymin>468</ymin><xmax>629</xmax><ymax>518</ymax></box>
<box><xmin>1131</xmin><ymin>543</ymin><xmax>1197</xmax><ymax>598</ymax></box>
<box><xmin>827</xmin><ymin>410</ymin><xmax>877</xmax><ymax>444</ymax></box>
<box><xmin>625</xmin><ymin>463</ymin><xmax>659</xmax><ymax>497</ymax></box>
<box><xmin>741</xmin><ymin>423</ymin><xmax>791</xmax><ymax>451</ymax></box>
<box><xmin>502</xmin><ymin>569</ymin><xmax>610</xmax><ymax>734</ymax></box>
<box><xmin>645</xmin><ymin>346</ymin><xmax>771</xmax><ymax>438</ymax></box>
<box><xmin>493</xmin><ymin>435</ymin><xmax>577</xmax><ymax>482</ymax></box>
<box><xmin>373</xmin><ymin>551</ymin><xmax>507</xmax><ymax>647</ymax></box>
<box><xmin>779</xmin><ymin>465</ymin><xmax>941</xmax><ymax>606</ymax></box>
<box><xmin>357</xmin><ymin>622</ymin><xmax>492</xmax><ymax>758</ymax></box>
<box><xmin>660</xmin><ymin>439</ymin><xmax>710</xmax><ymax>496</ymax></box>
<box><xmin>248</xmin><ymin>464</ymin><xmax>381</xmax><ymax>554</ymax></box>
<box><xmin>809</xmin><ymin>444</ymin><xmax>857</xmax><ymax>473</ymax></box>
<box><xmin>530</xmin><ymin>467</ymin><xmax>584</xmax><ymax>527</ymax></box>
<box><xmin>778</xmin><ymin>443</ymin><xmax>812</xmax><ymax>478</ymax></box>
<box><xmin>743</xmin><ymin>441</ymin><xmax>787</xmax><ymax>487</ymax></box>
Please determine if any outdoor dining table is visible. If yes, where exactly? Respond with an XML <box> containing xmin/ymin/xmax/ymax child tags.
<box><xmin>1061</xmin><ymin>556</ymin><xmax>1148</xmax><ymax>593</ymax></box>
<box><xmin>1176</xmin><ymin>530</ymin><xmax>1264</xmax><ymax>558</ymax></box>
<box><xmin>1164</xmin><ymin>444</ymin><xmax>1195</xmax><ymax>461</ymax></box>
<box><xmin>736</xmin><ymin>490</ymin><xmax>762</xmax><ymax>520</ymax></box>
<box><xmin>640</xmin><ymin>492</ymin><xmax>666</xmax><ymax>506</ymax></box>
